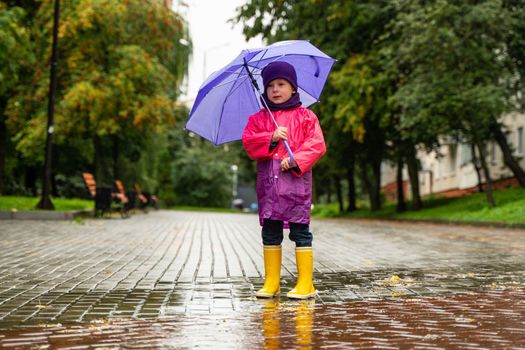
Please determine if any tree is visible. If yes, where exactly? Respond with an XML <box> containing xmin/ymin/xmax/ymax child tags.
<box><xmin>0</xmin><ymin>3</ymin><xmax>33</xmax><ymax>194</ymax></box>
<box><xmin>171</xmin><ymin>143</ymin><xmax>232</xmax><ymax>207</ymax></box>
<box><xmin>390</xmin><ymin>0</ymin><xmax>520</xmax><ymax>207</ymax></box>
<box><xmin>6</xmin><ymin>0</ymin><xmax>191</xmax><ymax>191</ymax></box>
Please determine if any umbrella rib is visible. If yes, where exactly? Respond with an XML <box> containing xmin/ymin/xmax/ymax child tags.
<box><xmin>211</xmin><ymin>74</ymin><xmax>252</xmax><ymax>91</ymax></box>
<box><xmin>217</xmin><ymin>52</ymin><xmax>269</xmax><ymax>93</ymax></box>
<box><xmin>224</xmin><ymin>75</ymin><xmax>251</xmax><ymax>100</ymax></box>
<box><xmin>249</xmin><ymin>52</ymin><xmax>333</xmax><ymax>63</ymax></box>
<box><xmin>208</xmin><ymin>70</ymin><xmax>261</xmax><ymax>91</ymax></box>
<box><xmin>224</xmin><ymin>52</ymin><xmax>266</xmax><ymax>99</ymax></box>
<box><xmin>224</xmin><ymin>70</ymin><xmax>261</xmax><ymax>76</ymax></box>
<box><xmin>214</xmin><ymin>55</ymin><xmax>267</xmax><ymax>143</ymax></box>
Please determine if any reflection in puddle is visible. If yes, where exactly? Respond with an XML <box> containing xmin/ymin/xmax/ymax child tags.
<box><xmin>0</xmin><ymin>290</ymin><xmax>524</xmax><ymax>349</ymax></box>
<box><xmin>260</xmin><ymin>299</ymin><xmax>315</xmax><ymax>350</ymax></box>
<box><xmin>262</xmin><ymin>300</ymin><xmax>280</xmax><ymax>349</ymax></box>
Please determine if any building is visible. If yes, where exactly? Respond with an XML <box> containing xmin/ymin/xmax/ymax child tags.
<box><xmin>381</xmin><ymin>113</ymin><xmax>525</xmax><ymax>198</ymax></box>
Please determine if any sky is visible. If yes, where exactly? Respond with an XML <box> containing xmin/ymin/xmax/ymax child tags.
<box><xmin>178</xmin><ymin>0</ymin><xmax>263</xmax><ymax>105</ymax></box>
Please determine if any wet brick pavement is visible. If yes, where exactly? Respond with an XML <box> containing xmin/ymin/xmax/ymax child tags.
<box><xmin>0</xmin><ymin>211</ymin><xmax>524</xmax><ymax>348</ymax></box>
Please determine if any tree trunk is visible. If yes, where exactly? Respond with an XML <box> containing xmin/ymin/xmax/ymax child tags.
<box><xmin>112</xmin><ymin>136</ymin><xmax>119</xmax><ymax>181</ymax></box>
<box><xmin>470</xmin><ymin>143</ymin><xmax>484</xmax><ymax>192</ymax></box>
<box><xmin>406</xmin><ymin>146</ymin><xmax>423</xmax><ymax>210</ymax></box>
<box><xmin>371</xmin><ymin>159</ymin><xmax>382</xmax><ymax>211</ymax></box>
<box><xmin>361</xmin><ymin>159</ymin><xmax>381</xmax><ymax>211</ymax></box>
<box><xmin>94</xmin><ymin>136</ymin><xmax>112</xmax><ymax>186</ymax></box>
<box><xmin>326</xmin><ymin>177</ymin><xmax>332</xmax><ymax>203</ymax></box>
<box><xmin>361</xmin><ymin>161</ymin><xmax>381</xmax><ymax>211</ymax></box>
<box><xmin>346</xmin><ymin>167</ymin><xmax>356</xmax><ymax>212</ymax></box>
<box><xmin>491</xmin><ymin>120</ymin><xmax>525</xmax><ymax>187</ymax></box>
<box><xmin>334</xmin><ymin>175</ymin><xmax>344</xmax><ymax>213</ymax></box>
<box><xmin>94</xmin><ymin>136</ymin><xmax>102</xmax><ymax>185</ymax></box>
<box><xmin>360</xmin><ymin>160</ymin><xmax>373</xmax><ymax>210</ymax></box>
<box><xmin>396</xmin><ymin>156</ymin><xmax>406</xmax><ymax>213</ymax></box>
<box><xmin>25</xmin><ymin>166</ymin><xmax>38</xmax><ymax>196</ymax></box>
<box><xmin>476</xmin><ymin>141</ymin><xmax>496</xmax><ymax>207</ymax></box>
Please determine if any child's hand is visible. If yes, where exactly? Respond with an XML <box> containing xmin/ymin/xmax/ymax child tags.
<box><xmin>280</xmin><ymin>157</ymin><xmax>297</xmax><ymax>171</ymax></box>
<box><xmin>271</xmin><ymin>127</ymin><xmax>288</xmax><ymax>142</ymax></box>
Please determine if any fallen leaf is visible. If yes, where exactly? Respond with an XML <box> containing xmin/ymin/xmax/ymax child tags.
<box><xmin>384</xmin><ymin>275</ymin><xmax>401</xmax><ymax>285</ymax></box>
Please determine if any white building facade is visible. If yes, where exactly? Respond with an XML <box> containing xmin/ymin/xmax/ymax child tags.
<box><xmin>381</xmin><ymin>113</ymin><xmax>525</xmax><ymax>198</ymax></box>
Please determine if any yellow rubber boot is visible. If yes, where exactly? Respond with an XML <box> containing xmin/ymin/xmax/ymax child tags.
<box><xmin>287</xmin><ymin>247</ymin><xmax>316</xmax><ymax>299</ymax></box>
<box><xmin>255</xmin><ymin>245</ymin><xmax>282</xmax><ymax>298</ymax></box>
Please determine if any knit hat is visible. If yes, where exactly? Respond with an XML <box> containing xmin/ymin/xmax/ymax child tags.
<box><xmin>262</xmin><ymin>61</ymin><xmax>298</xmax><ymax>91</ymax></box>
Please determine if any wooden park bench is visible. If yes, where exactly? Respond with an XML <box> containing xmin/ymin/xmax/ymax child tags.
<box><xmin>135</xmin><ymin>183</ymin><xmax>158</xmax><ymax>211</ymax></box>
<box><xmin>82</xmin><ymin>173</ymin><xmax>129</xmax><ymax>218</ymax></box>
<box><xmin>114</xmin><ymin>180</ymin><xmax>136</xmax><ymax>214</ymax></box>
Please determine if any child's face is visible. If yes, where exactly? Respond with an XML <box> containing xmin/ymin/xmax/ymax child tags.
<box><xmin>266</xmin><ymin>78</ymin><xmax>295</xmax><ymax>104</ymax></box>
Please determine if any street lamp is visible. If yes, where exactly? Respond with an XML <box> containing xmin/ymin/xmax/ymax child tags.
<box><xmin>201</xmin><ymin>43</ymin><xmax>230</xmax><ymax>81</ymax></box>
<box><xmin>177</xmin><ymin>41</ymin><xmax>231</xmax><ymax>108</ymax></box>
<box><xmin>231</xmin><ymin>164</ymin><xmax>238</xmax><ymax>208</ymax></box>
<box><xmin>37</xmin><ymin>0</ymin><xmax>60</xmax><ymax>210</ymax></box>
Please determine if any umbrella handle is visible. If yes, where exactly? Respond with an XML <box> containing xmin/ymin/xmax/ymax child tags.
<box><xmin>283</xmin><ymin>140</ymin><xmax>295</xmax><ymax>167</ymax></box>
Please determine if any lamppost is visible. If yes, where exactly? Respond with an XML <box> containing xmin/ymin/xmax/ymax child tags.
<box><xmin>231</xmin><ymin>164</ymin><xmax>238</xmax><ymax>208</ymax></box>
<box><xmin>201</xmin><ymin>43</ymin><xmax>230</xmax><ymax>81</ymax></box>
<box><xmin>176</xmin><ymin>40</ymin><xmax>230</xmax><ymax>105</ymax></box>
<box><xmin>37</xmin><ymin>0</ymin><xmax>60</xmax><ymax>210</ymax></box>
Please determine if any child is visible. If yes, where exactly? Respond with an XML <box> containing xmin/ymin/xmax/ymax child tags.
<box><xmin>242</xmin><ymin>61</ymin><xmax>326</xmax><ymax>299</ymax></box>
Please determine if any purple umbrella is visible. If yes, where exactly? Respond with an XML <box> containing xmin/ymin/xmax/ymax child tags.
<box><xmin>185</xmin><ymin>40</ymin><xmax>335</xmax><ymax>162</ymax></box>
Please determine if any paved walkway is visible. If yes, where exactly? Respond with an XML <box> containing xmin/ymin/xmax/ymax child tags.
<box><xmin>0</xmin><ymin>211</ymin><xmax>524</xmax><ymax>348</ymax></box>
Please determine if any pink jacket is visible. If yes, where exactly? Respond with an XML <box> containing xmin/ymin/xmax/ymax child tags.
<box><xmin>242</xmin><ymin>106</ymin><xmax>326</xmax><ymax>225</ymax></box>
<box><xmin>242</xmin><ymin>107</ymin><xmax>326</xmax><ymax>175</ymax></box>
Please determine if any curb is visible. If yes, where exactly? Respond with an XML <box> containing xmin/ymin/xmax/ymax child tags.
<box><xmin>378</xmin><ymin>217</ymin><xmax>525</xmax><ymax>229</ymax></box>
<box><xmin>319</xmin><ymin>216</ymin><xmax>525</xmax><ymax>230</ymax></box>
<box><xmin>0</xmin><ymin>210</ymin><xmax>92</xmax><ymax>221</ymax></box>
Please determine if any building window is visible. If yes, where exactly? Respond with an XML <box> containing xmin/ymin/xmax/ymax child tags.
<box><xmin>517</xmin><ymin>127</ymin><xmax>524</xmax><ymax>155</ymax></box>
<box><xmin>449</xmin><ymin>144</ymin><xmax>457</xmax><ymax>175</ymax></box>
<box><xmin>460</xmin><ymin>143</ymin><xmax>472</xmax><ymax>166</ymax></box>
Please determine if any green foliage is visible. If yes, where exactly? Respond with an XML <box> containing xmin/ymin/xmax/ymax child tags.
<box><xmin>54</xmin><ymin>173</ymin><xmax>87</xmax><ymax>198</ymax></box>
<box><xmin>171</xmin><ymin>144</ymin><xmax>232</xmax><ymax>207</ymax></box>
<box><xmin>390</xmin><ymin>0</ymin><xmax>512</xmax><ymax>145</ymax></box>
<box><xmin>2</xmin><ymin>0</ymin><xmax>191</xmax><ymax>199</ymax></box>
<box><xmin>7</xmin><ymin>0</ymin><xmax>190</xmax><ymax>162</ymax></box>
<box><xmin>0</xmin><ymin>1</ymin><xmax>40</xmax><ymax>23</ymax></box>
<box><xmin>0</xmin><ymin>4</ymin><xmax>33</xmax><ymax>96</ymax></box>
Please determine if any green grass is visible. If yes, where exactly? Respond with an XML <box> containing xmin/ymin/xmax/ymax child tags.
<box><xmin>312</xmin><ymin>187</ymin><xmax>525</xmax><ymax>224</ymax></box>
<box><xmin>0</xmin><ymin>196</ymin><xmax>93</xmax><ymax>211</ymax></box>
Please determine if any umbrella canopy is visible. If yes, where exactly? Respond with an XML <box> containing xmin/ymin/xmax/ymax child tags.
<box><xmin>185</xmin><ymin>40</ymin><xmax>336</xmax><ymax>145</ymax></box>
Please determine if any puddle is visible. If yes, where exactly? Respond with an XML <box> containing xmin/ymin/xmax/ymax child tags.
<box><xmin>1</xmin><ymin>290</ymin><xmax>523</xmax><ymax>349</ymax></box>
